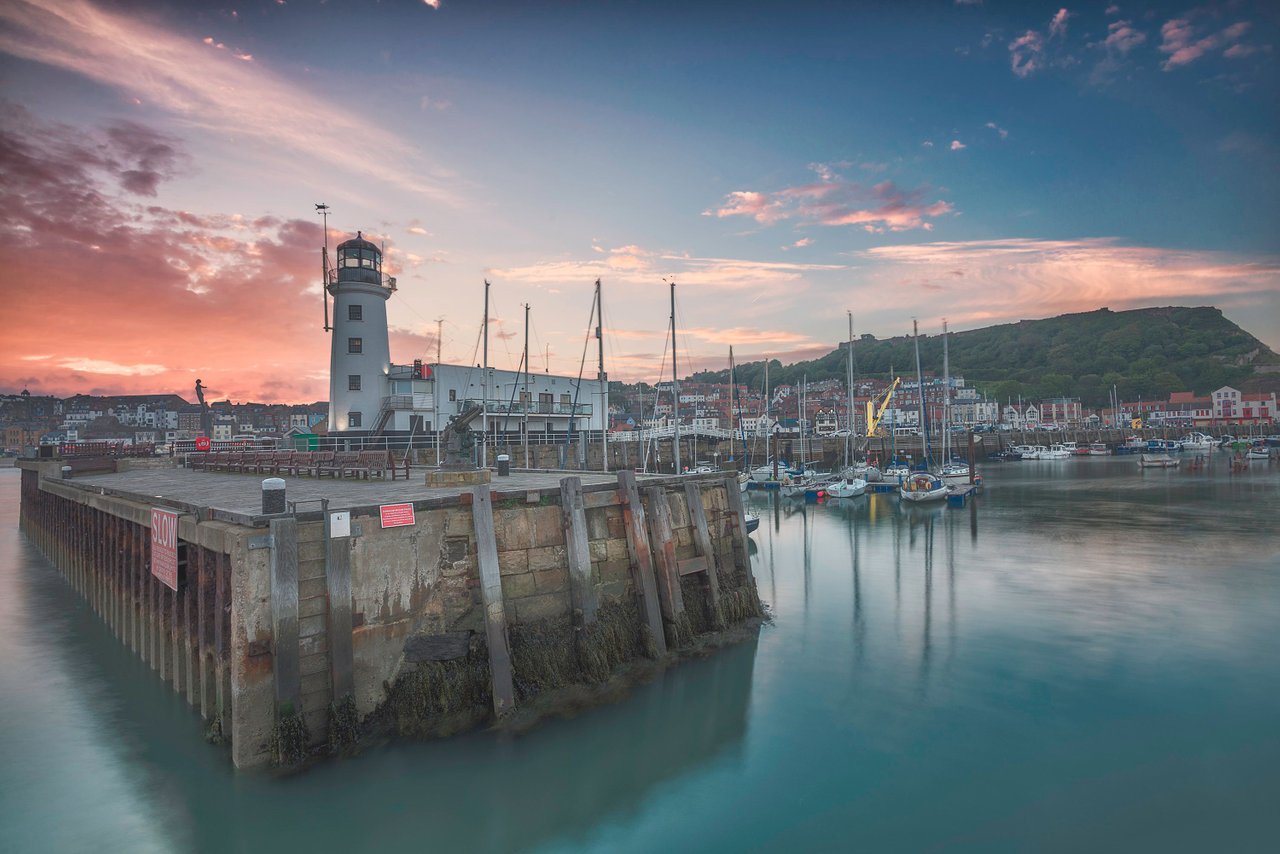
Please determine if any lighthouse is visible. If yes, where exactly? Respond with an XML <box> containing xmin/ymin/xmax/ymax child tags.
<box><xmin>327</xmin><ymin>231</ymin><xmax>394</xmax><ymax>433</ymax></box>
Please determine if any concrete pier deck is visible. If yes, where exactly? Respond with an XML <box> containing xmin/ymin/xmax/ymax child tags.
<box><xmin>72</xmin><ymin>467</ymin><xmax>640</xmax><ymax>525</ymax></box>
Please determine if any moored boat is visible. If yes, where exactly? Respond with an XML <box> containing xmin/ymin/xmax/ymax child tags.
<box><xmin>900</xmin><ymin>471</ymin><xmax>948</xmax><ymax>502</ymax></box>
<box><xmin>1088</xmin><ymin>442</ymin><xmax>1109</xmax><ymax>455</ymax></box>
<box><xmin>1179</xmin><ymin>432</ymin><xmax>1214</xmax><ymax>452</ymax></box>
<box><xmin>1138</xmin><ymin>453</ymin><xmax>1179</xmax><ymax>468</ymax></box>
<box><xmin>825</xmin><ymin>478</ymin><xmax>868</xmax><ymax>499</ymax></box>
<box><xmin>744</xmin><ymin>513</ymin><xmax>760</xmax><ymax>534</ymax></box>
<box><xmin>940</xmin><ymin>460</ymin><xmax>971</xmax><ymax>482</ymax></box>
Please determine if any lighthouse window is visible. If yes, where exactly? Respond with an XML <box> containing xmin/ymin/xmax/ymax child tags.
<box><xmin>348</xmin><ymin>304</ymin><xmax>362</xmax><ymax>321</ymax></box>
<box><xmin>348</xmin><ymin>375</ymin><xmax>361</xmax><ymax>391</ymax></box>
<box><xmin>349</xmin><ymin>412</ymin><xmax>362</xmax><ymax>428</ymax></box>
<box><xmin>348</xmin><ymin>337</ymin><xmax>362</xmax><ymax>354</ymax></box>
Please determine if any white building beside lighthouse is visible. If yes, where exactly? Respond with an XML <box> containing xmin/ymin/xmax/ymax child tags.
<box><xmin>325</xmin><ymin>230</ymin><xmax>607</xmax><ymax>442</ymax></box>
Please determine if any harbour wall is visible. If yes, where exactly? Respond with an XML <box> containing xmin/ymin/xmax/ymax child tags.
<box><xmin>17</xmin><ymin>462</ymin><xmax>761</xmax><ymax>769</ymax></box>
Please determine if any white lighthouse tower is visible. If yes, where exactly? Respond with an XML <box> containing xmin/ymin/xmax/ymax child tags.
<box><xmin>327</xmin><ymin>231</ymin><xmax>395</xmax><ymax>434</ymax></box>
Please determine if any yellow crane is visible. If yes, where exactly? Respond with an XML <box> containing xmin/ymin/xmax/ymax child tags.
<box><xmin>865</xmin><ymin>377</ymin><xmax>901</xmax><ymax>437</ymax></box>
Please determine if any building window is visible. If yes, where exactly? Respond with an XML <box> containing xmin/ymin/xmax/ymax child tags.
<box><xmin>348</xmin><ymin>374</ymin><xmax>361</xmax><ymax>391</ymax></box>
<box><xmin>561</xmin><ymin>393</ymin><xmax>572</xmax><ymax>405</ymax></box>
<box><xmin>348</xmin><ymin>337</ymin><xmax>362</xmax><ymax>354</ymax></box>
<box><xmin>348</xmin><ymin>304</ymin><xmax>362</xmax><ymax>322</ymax></box>
<box><xmin>349</xmin><ymin>412</ymin><xmax>362</xmax><ymax>428</ymax></box>
<box><xmin>448</xmin><ymin>389</ymin><xmax>457</xmax><ymax>401</ymax></box>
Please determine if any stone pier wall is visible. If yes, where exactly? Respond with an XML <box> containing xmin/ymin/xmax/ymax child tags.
<box><xmin>18</xmin><ymin>463</ymin><xmax>761</xmax><ymax>770</ymax></box>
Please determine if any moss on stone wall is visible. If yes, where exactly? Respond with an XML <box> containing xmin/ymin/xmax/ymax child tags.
<box><xmin>510</xmin><ymin>614</ymin><xmax>578</xmax><ymax>700</ymax></box>
<box><xmin>576</xmin><ymin>596</ymin><xmax>651</xmax><ymax>682</ymax></box>
<box><xmin>383</xmin><ymin>646</ymin><xmax>493</xmax><ymax>738</ymax></box>
<box><xmin>327</xmin><ymin>694</ymin><xmax>360</xmax><ymax>754</ymax></box>
<box><xmin>271</xmin><ymin>703</ymin><xmax>310</xmax><ymax>766</ymax></box>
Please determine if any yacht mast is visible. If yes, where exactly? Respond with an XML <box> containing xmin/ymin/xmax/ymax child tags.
<box><xmin>913</xmin><ymin>319</ymin><xmax>929</xmax><ymax>467</ymax></box>
<box><xmin>942</xmin><ymin>318</ymin><xmax>950</xmax><ymax>463</ymax></box>
<box><xmin>846</xmin><ymin>311</ymin><xmax>855</xmax><ymax>469</ymax></box>
<box><xmin>482</xmin><ymin>279</ymin><xmax>489</xmax><ymax>464</ymax></box>
<box><xmin>595</xmin><ymin>279</ymin><xmax>608</xmax><ymax>472</ymax></box>
<box><xmin>670</xmin><ymin>279</ymin><xmax>681</xmax><ymax>473</ymax></box>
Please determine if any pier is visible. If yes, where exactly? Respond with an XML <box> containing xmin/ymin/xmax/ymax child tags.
<box><xmin>17</xmin><ymin>458</ymin><xmax>762</xmax><ymax>769</ymax></box>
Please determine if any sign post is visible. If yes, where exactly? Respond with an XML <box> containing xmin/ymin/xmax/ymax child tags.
<box><xmin>151</xmin><ymin>508</ymin><xmax>180</xmax><ymax>591</ymax></box>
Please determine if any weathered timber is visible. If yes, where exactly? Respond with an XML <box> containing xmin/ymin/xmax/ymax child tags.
<box><xmin>684</xmin><ymin>481</ymin><xmax>724</xmax><ymax>627</ymax></box>
<box><xmin>616</xmin><ymin>470</ymin><xmax>666</xmax><ymax>656</ymax></box>
<box><xmin>643</xmin><ymin>486</ymin><xmax>685</xmax><ymax>645</ymax></box>
<box><xmin>559</xmin><ymin>476</ymin><xmax>598</xmax><ymax>626</ymax></box>
<box><xmin>270</xmin><ymin>516</ymin><xmax>301</xmax><ymax>713</ymax></box>
<box><xmin>723</xmin><ymin>475</ymin><xmax>753</xmax><ymax>582</ymax></box>
<box><xmin>471</xmin><ymin>486</ymin><xmax>516</xmax><ymax>716</ymax></box>
<box><xmin>325</xmin><ymin>513</ymin><xmax>355</xmax><ymax>701</ymax></box>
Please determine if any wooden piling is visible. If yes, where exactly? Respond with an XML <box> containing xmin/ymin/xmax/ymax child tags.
<box><xmin>559</xmin><ymin>476</ymin><xmax>599</xmax><ymax>626</ymax></box>
<box><xmin>325</xmin><ymin>516</ymin><xmax>355</xmax><ymax>702</ymax></box>
<box><xmin>723</xmin><ymin>475</ymin><xmax>754</xmax><ymax>584</ymax></box>
<box><xmin>616</xmin><ymin>471</ymin><xmax>667</xmax><ymax>656</ymax></box>
<box><xmin>683</xmin><ymin>481</ymin><xmax>724</xmax><ymax>628</ymax></box>
<box><xmin>471</xmin><ymin>486</ymin><xmax>516</xmax><ymax>717</ymax></box>
<box><xmin>644</xmin><ymin>486</ymin><xmax>685</xmax><ymax>646</ymax></box>
<box><xmin>270</xmin><ymin>516</ymin><xmax>301</xmax><ymax>713</ymax></box>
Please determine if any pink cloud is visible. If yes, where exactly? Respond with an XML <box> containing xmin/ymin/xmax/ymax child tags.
<box><xmin>1104</xmin><ymin>20</ymin><xmax>1146</xmax><ymax>54</ymax></box>
<box><xmin>950</xmin><ymin>139</ymin><xmax>966</xmax><ymax>151</ymax></box>
<box><xmin>1048</xmin><ymin>8</ymin><xmax>1071</xmax><ymax>39</ymax></box>
<box><xmin>706</xmin><ymin>168</ymin><xmax>952</xmax><ymax>234</ymax></box>
<box><xmin>1009</xmin><ymin>30</ymin><xmax>1044</xmax><ymax>77</ymax></box>
<box><xmin>1160</xmin><ymin>17</ymin><xmax>1252</xmax><ymax>70</ymax></box>
<box><xmin>985</xmin><ymin>121</ymin><xmax>1009</xmax><ymax>139</ymax></box>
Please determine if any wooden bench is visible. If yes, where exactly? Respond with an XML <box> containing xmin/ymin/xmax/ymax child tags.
<box><xmin>280</xmin><ymin>451</ymin><xmax>313</xmax><ymax>476</ymax></box>
<box><xmin>263</xmin><ymin>451</ymin><xmax>295</xmax><ymax>474</ymax></box>
<box><xmin>358</xmin><ymin>451</ymin><xmax>392</xmax><ymax>479</ymax></box>
<box><xmin>317</xmin><ymin>451</ymin><xmax>360</xmax><ymax>478</ymax></box>
<box><xmin>389</xmin><ymin>451</ymin><xmax>411</xmax><ymax>481</ymax></box>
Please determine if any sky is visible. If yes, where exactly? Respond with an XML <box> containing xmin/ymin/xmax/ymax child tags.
<box><xmin>1</xmin><ymin>0</ymin><xmax>1277</xmax><ymax>403</ymax></box>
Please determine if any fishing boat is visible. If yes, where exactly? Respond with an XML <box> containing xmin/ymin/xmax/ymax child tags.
<box><xmin>1088</xmin><ymin>442</ymin><xmax>1109</xmax><ymax>455</ymax></box>
<box><xmin>1011</xmin><ymin>444</ymin><xmax>1038</xmax><ymax>459</ymax></box>
<box><xmin>744</xmin><ymin>513</ymin><xmax>760</xmax><ymax>534</ymax></box>
<box><xmin>1246</xmin><ymin>446</ymin><xmax>1271</xmax><ymax>460</ymax></box>
<box><xmin>900</xmin><ymin>471</ymin><xmax>948</xmax><ymax>502</ymax></box>
<box><xmin>1146</xmin><ymin>439</ymin><xmax>1182</xmax><ymax>454</ymax></box>
<box><xmin>1041</xmin><ymin>443</ymin><xmax>1071</xmax><ymax>459</ymax></box>
<box><xmin>1138</xmin><ymin>453</ymin><xmax>1179</xmax><ymax>468</ymax></box>
<box><xmin>1179</xmin><ymin>432</ymin><xmax>1214</xmax><ymax>452</ymax></box>
<box><xmin>825</xmin><ymin>477</ymin><xmax>868</xmax><ymax>499</ymax></box>
<box><xmin>1113</xmin><ymin>436</ymin><xmax>1146</xmax><ymax>455</ymax></box>
<box><xmin>987</xmin><ymin>449</ymin><xmax>1023</xmax><ymax>461</ymax></box>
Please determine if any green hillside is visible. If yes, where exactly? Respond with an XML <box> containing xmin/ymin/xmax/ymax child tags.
<box><xmin>689</xmin><ymin>307</ymin><xmax>1277</xmax><ymax>407</ymax></box>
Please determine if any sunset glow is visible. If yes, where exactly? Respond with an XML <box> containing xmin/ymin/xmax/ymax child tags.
<box><xmin>1</xmin><ymin>0</ymin><xmax>1276</xmax><ymax>402</ymax></box>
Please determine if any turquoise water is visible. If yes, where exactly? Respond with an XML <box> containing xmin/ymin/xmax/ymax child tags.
<box><xmin>1</xmin><ymin>459</ymin><xmax>1278</xmax><ymax>853</ymax></box>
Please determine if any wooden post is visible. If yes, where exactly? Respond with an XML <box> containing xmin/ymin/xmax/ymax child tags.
<box><xmin>270</xmin><ymin>516</ymin><xmax>301</xmax><ymax>713</ymax></box>
<box><xmin>723</xmin><ymin>475</ymin><xmax>754</xmax><ymax>584</ymax></box>
<box><xmin>184</xmin><ymin>548</ymin><xmax>197</xmax><ymax>707</ymax></box>
<box><xmin>471</xmin><ymin>486</ymin><xmax>516</xmax><ymax>716</ymax></box>
<box><xmin>559</xmin><ymin>476</ymin><xmax>598</xmax><ymax>626</ymax></box>
<box><xmin>683</xmin><ymin>481</ymin><xmax>723</xmax><ymax>626</ymax></box>
<box><xmin>615</xmin><ymin>470</ymin><xmax>667</xmax><ymax>656</ymax></box>
<box><xmin>968</xmin><ymin>433</ymin><xmax>976</xmax><ymax>484</ymax></box>
<box><xmin>325</xmin><ymin>514</ymin><xmax>355</xmax><ymax>702</ymax></box>
<box><xmin>644</xmin><ymin>487</ymin><xmax>685</xmax><ymax>644</ymax></box>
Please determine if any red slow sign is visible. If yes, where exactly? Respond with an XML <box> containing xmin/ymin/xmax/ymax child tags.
<box><xmin>151</xmin><ymin>508</ymin><xmax>180</xmax><ymax>591</ymax></box>
<box><xmin>194</xmin><ymin>436</ymin><xmax>211</xmax><ymax>451</ymax></box>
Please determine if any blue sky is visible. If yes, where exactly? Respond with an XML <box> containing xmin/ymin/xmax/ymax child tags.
<box><xmin>1</xmin><ymin>0</ymin><xmax>1276</xmax><ymax>400</ymax></box>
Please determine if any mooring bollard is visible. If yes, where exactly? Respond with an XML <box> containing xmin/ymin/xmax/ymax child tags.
<box><xmin>261</xmin><ymin>478</ymin><xmax>286</xmax><ymax>514</ymax></box>
<box><xmin>61</xmin><ymin>465</ymin><xmax>72</xmax><ymax>480</ymax></box>
<box><xmin>496</xmin><ymin>454</ymin><xmax>511</xmax><ymax>477</ymax></box>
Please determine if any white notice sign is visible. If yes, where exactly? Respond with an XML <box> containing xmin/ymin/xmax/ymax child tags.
<box><xmin>330</xmin><ymin>510</ymin><xmax>351</xmax><ymax>539</ymax></box>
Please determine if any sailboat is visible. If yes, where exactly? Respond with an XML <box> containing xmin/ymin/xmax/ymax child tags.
<box><xmin>828</xmin><ymin>311</ymin><xmax>868</xmax><ymax>499</ymax></box>
<box><xmin>938</xmin><ymin>319</ymin><xmax>971</xmax><ymax>484</ymax></box>
<box><xmin>900</xmin><ymin>320</ymin><xmax>947</xmax><ymax>503</ymax></box>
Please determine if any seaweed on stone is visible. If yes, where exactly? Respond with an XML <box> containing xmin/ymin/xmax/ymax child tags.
<box><xmin>664</xmin><ymin>611</ymin><xmax>694</xmax><ymax>651</ymax></box>
<box><xmin>575</xmin><ymin>596</ymin><xmax>652</xmax><ymax>682</ymax></box>
<box><xmin>327</xmin><ymin>694</ymin><xmax>360</xmax><ymax>753</ymax></box>
<box><xmin>719</xmin><ymin>585</ymin><xmax>763</xmax><ymax>625</ymax></box>
<box><xmin>204</xmin><ymin>714</ymin><xmax>227</xmax><ymax>745</ymax></box>
<box><xmin>271</xmin><ymin>702</ymin><xmax>310</xmax><ymax>766</ymax></box>
<box><xmin>383</xmin><ymin>645</ymin><xmax>493</xmax><ymax>738</ymax></box>
<box><xmin>509</xmin><ymin>614</ymin><xmax>579</xmax><ymax>700</ymax></box>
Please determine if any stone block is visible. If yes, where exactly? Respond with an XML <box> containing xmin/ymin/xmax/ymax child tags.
<box><xmin>605</xmin><ymin>537</ymin><xmax>629</xmax><ymax>562</ymax></box>
<box><xmin>527</xmin><ymin>544</ymin><xmax>566</xmax><ymax>572</ymax></box>
<box><xmin>600</xmin><ymin>558</ymin><xmax>631</xmax><ymax>585</ymax></box>
<box><xmin>588</xmin><ymin>540</ymin><xmax>608</xmax><ymax>563</ymax></box>
<box><xmin>494</xmin><ymin>509</ymin><xmax>531</xmax><ymax>552</ymax></box>
<box><xmin>497</xmin><ymin>548</ymin><xmax>529</xmax><ymax>576</ymax></box>
<box><xmin>597</xmin><ymin>579</ymin><xmax>629</xmax><ymax>601</ymax></box>
<box><xmin>585</xmin><ymin>507</ymin><xmax>609</xmax><ymax>540</ymax></box>
<box><xmin>424</xmin><ymin>468</ymin><xmax>491</xmax><ymax>487</ymax></box>
<box><xmin>528</xmin><ymin>506</ymin><xmax>564</xmax><ymax>548</ymax></box>
<box><xmin>512</xmin><ymin>591</ymin><xmax>570</xmax><ymax>623</ymax></box>
<box><xmin>533</xmin><ymin>567</ymin><xmax>568</xmax><ymax>594</ymax></box>
<box><xmin>501</xmin><ymin>571</ymin><xmax>537</xmax><ymax>599</ymax></box>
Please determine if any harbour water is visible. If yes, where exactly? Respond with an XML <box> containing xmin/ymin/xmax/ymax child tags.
<box><xmin>2</xmin><ymin>459</ymin><xmax>1278</xmax><ymax>853</ymax></box>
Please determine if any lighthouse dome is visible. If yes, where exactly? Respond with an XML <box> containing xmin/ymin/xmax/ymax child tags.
<box><xmin>335</xmin><ymin>230</ymin><xmax>382</xmax><ymax>285</ymax></box>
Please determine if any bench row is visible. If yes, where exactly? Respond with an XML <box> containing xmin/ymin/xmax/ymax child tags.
<box><xmin>189</xmin><ymin>450</ymin><xmax>410</xmax><ymax>480</ymax></box>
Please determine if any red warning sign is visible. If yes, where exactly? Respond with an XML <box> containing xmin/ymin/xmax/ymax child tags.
<box><xmin>151</xmin><ymin>508</ymin><xmax>180</xmax><ymax>591</ymax></box>
<box><xmin>379</xmin><ymin>503</ymin><xmax>415</xmax><ymax>528</ymax></box>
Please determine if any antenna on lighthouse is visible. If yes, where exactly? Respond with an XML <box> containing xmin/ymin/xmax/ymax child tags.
<box><xmin>316</xmin><ymin>203</ymin><xmax>332</xmax><ymax>332</ymax></box>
